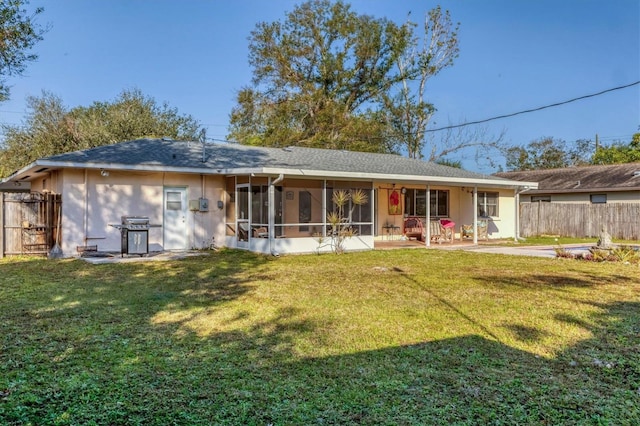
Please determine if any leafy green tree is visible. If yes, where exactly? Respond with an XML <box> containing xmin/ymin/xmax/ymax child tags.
<box><xmin>0</xmin><ymin>0</ymin><xmax>46</xmax><ymax>101</ymax></box>
<box><xmin>0</xmin><ymin>89</ymin><xmax>203</xmax><ymax>177</ymax></box>
<box><xmin>228</xmin><ymin>0</ymin><xmax>412</xmax><ymax>152</ymax></box>
<box><xmin>592</xmin><ymin>133</ymin><xmax>640</xmax><ymax>164</ymax></box>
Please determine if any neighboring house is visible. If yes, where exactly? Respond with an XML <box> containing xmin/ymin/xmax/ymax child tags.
<box><xmin>1</xmin><ymin>138</ymin><xmax>535</xmax><ymax>257</ymax></box>
<box><xmin>495</xmin><ymin>163</ymin><xmax>640</xmax><ymax>239</ymax></box>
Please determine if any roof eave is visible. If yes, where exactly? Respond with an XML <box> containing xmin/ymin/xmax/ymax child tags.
<box><xmin>258</xmin><ymin>167</ymin><xmax>538</xmax><ymax>189</ymax></box>
<box><xmin>3</xmin><ymin>161</ymin><xmax>538</xmax><ymax>190</ymax></box>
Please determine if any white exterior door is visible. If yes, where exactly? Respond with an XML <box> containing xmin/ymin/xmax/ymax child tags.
<box><xmin>163</xmin><ymin>187</ymin><xmax>188</xmax><ymax>250</ymax></box>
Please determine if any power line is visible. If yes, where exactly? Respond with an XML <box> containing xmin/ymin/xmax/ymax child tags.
<box><xmin>426</xmin><ymin>81</ymin><xmax>640</xmax><ymax>133</ymax></box>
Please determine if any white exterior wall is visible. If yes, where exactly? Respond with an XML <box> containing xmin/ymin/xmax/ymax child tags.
<box><xmin>56</xmin><ymin>169</ymin><xmax>225</xmax><ymax>257</ymax></box>
<box><xmin>458</xmin><ymin>187</ymin><xmax>517</xmax><ymax>240</ymax></box>
<box><xmin>41</xmin><ymin>168</ymin><xmax>523</xmax><ymax>257</ymax></box>
<box><xmin>249</xmin><ymin>235</ymin><xmax>375</xmax><ymax>255</ymax></box>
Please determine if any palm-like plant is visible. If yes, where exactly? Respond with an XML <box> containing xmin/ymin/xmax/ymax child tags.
<box><xmin>325</xmin><ymin>189</ymin><xmax>368</xmax><ymax>254</ymax></box>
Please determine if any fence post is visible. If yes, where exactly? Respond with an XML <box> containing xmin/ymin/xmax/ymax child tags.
<box><xmin>0</xmin><ymin>192</ymin><xmax>4</xmax><ymax>258</ymax></box>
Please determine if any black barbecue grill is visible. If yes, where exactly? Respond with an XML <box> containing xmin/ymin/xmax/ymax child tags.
<box><xmin>110</xmin><ymin>216</ymin><xmax>158</xmax><ymax>256</ymax></box>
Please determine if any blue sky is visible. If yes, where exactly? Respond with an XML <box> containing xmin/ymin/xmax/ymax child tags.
<box><xmin>1</xmin><ymin>0</ymin><xmax>638</xmax><ymax>172</ymax></box>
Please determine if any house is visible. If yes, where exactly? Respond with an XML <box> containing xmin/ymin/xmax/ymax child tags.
<box><xmin>495</xmin><ymin>163</ymin><xmax>640</xmax><ymax>239</ymax></box>
<box><xmin>0</xmin><ymin>138</ymin><xmax>536</xmax><ymax>257</ymax></box>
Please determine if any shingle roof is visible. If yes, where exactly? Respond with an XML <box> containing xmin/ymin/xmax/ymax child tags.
<box><xmin>495</xmin><ymin>163</ymin><xmax>640</xmax><ymax>193</ymax></box>
<box><xmin>41</xmin><ymin>138</ymin><xmax>509</xmax><ymax>183</ymax></box>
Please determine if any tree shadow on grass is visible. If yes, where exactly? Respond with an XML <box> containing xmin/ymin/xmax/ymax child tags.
<box><xmin>475</xmin><ymin>269</ymin><xmax>637</xmax><ymax>290</ymax></box>
<box><xmin>154</xmin><ymin>300</ymin><xmax>638</xmax><ymax>425</ymax></box>
<box><xmin>1</xmin><ymin>254</ymin><xmax>638</xmax><ymax>424</ymax></box>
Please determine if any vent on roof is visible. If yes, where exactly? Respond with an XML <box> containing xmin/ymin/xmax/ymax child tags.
<box><xmin>633</xmin><ymin>171</ymin><xmax>640</xmax><ymax>178</ymax></box>
<box><xmin>282</xmin><ymin>147</ymin><xmax>293</xmax><ymax>152</ymax></box>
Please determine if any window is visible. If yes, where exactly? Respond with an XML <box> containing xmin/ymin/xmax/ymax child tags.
<box><xmin>299</xmin><ymin>191</ymin><xmax>311</xmax><ymax>232</ymax></box>
<box><xmin>431</xmin><ymin>190</ymin><xmax>449</xmax><ymax>217</ymax></box>
<box><xmin>477</xmin><ymin>192</ymin><xmax>499</xmax><ymax>217</ymax></box>
<box><xmin>590</xmin><ymin>194</ymin><xmax>607</xmax><ymax>204</ymax></box>
<box><xmin>166</xmin><ymin>191</ymin><xmax>182</xmax><ymax>211</ymax></box>
<box><xmin>531</xmin><ymin>196</ymin><xmax>551</xmax><ymax>203</ymax></box>
<box><xmin>251</xmin><ymin>185</ymin><xmax>268</xmax><ymax>225</ymax></box>
<box><xmin>404</xmin><ymin>189</ymin><xmax>449</xmax><ymax>217</ymax></box>
<box><xmin>325</xmin><ymin>185</ymin><xmax>373</xmax><ymax>236</ymax></box>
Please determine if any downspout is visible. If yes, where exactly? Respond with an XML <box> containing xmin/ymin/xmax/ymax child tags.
<box><xmin>425</xmin><ymin>185</ymin><xmax>431</xmax><ymax>247</ymax></box>
<box><xmin>83</xmin><ymin>169</ymin><xmax>89</xmax><ymax>246</ymax></box>
<box><xmin>269</xmin><ymin>174</ymin><xmax>284</xmax><ymax>256</ymax></box>
<box><xmin>514</xmin><ymin>185</ymin><xmax>530</xmax><ymax>242</ymax></box>
<box><xmin>201</xmin><ymin>174</ymin><xmax>206</xmax><ymax>248</ymax></box>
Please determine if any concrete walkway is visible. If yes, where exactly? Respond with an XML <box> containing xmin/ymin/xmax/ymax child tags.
<box><xmin>442</xmin><ymin>243</ymin><xmax>593</xmax><ymax>258</ymax></box>
<box><xmin>79</xmin><ymin>250</ymin><xmax>207</xmax><ymax>264</ymax></box>
<box><xmin>77</xmin><ymin>244</ymin><xmax>598</xmax><ymax>263</ymax></box>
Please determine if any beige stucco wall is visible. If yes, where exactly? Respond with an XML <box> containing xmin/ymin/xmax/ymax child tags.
<box><xmin>54</xmin><ymin>169</ymin><xmax>225</xmax><ymax>257</ymax></box>
<box><xmin>458</xmin><ymin>188</ymin><xmax>516</xmax><ymax>239</ymax></box>
<box><xmin>375</xmin><ymin>184</ymin><xmax>517</xmax><ymax>240</ymax></box>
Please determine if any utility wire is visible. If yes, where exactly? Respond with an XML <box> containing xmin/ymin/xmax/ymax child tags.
<box><xmin>426</xmin><ymin>81</ymin><xmax>640</xmax><ymax>133</ymax></box>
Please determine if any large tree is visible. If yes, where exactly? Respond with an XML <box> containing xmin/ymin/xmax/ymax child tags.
<box><xmin>228</xmin><ymin>0</ymin><xmax>412</xmax><ymax>152</ymax></box>
<box><xmin>385</xmin><ymin>7</ymin><xmax>459</xmax><ymax>159</ymax></box>
<box><xmin>0</xmin><ymin>89</ymin><xmax>203</xmax><ymax>177</ymax></box>
<box><xmin>0</xmin><ymin>0</ymin><xmax>46</xmax><ymax>102</ymax></box>
<box><xmin>505</xmin><ymin>137</ymin><xmax>594</xmax><ymax>171</ymax></box>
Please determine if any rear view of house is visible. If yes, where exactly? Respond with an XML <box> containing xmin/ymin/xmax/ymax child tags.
<box><xmin>1</xmin><ymin>138</ymin><xmax>535</xmax><ymax>257</ymax></box>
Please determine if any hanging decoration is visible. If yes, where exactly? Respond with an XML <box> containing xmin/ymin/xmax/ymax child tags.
<box><xmin>388</xmin><ymin>189</ymin><xmax>402</xmax><ymax>215</ymax></box>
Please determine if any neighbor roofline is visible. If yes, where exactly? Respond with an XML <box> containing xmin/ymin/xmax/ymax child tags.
<box><xmin>523</xmin><ymin>187</ymin><xmax>640</xmax><ymax>194</ymax></box>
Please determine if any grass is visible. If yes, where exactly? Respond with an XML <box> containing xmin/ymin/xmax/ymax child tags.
<box><xmin>1</xmin><ymin>249</ymin><xmax>639</xmax><ymax>425</ymax></box>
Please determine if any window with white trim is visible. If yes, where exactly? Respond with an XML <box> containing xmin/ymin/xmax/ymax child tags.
<box><xmin>477</xmin><ymin>192</ymin><xmax>499</xmax><ymax>217</ymax></box>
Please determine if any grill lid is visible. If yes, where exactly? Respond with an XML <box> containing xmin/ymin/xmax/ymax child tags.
<box><xmin>121</xmin><ymin>215</ymin><xmax>150</xmax><ymax>225</ymax></box>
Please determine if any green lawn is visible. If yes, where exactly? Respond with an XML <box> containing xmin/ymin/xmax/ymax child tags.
<box><xmin>1</xmin><ymin>249</ymin><xmax>638</xmax><ymax>425</ymax></box>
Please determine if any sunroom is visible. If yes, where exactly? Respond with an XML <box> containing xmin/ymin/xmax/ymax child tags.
<box><xmin>222</xmin><ymin>174</ymin><xmax>521</xmax><ymax>255</ymax></box>
<box><xmin>224</xmin><ymin>176</ymin><xmax>375</xmax><ymax>254</ymax></box>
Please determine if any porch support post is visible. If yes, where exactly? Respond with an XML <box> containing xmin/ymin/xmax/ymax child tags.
<box><xmin>473</xmin><ymin>186</ymin><xmax>478</xmax><ymax>244</ymax></box>
<box><xmin>370</xmin><ymin>183</ymin><xmax>375</xmax><ymax>238</ymax></box>
<box><xmin>268</xmin><ymin>178</ymin><xmax>275</xmax><ymax>252</ymax></box>
<box><xmin>268</xmin><ymin>174</ymin><xmax>284</xmax><ymax>255</ymax></box>
<box><xmin>425</xmin><ymin>185</ymin><xmax>431</xmax><ymax>247</ymax></box>
<box><xmin>322</xmin><ymin>180</ymin><xmax>327</xmax><ymax>237</ymax></box>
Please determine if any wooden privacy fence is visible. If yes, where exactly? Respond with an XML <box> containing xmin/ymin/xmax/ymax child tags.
<box><xmin>0</xmin><ymin>192</ymin><xmax>62</xmax><ymax>257</ymax></box>
<box><xmin>520</xmin><ymin>202</ymin><xmax>640</xmax><ymax>240</ymax></box>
